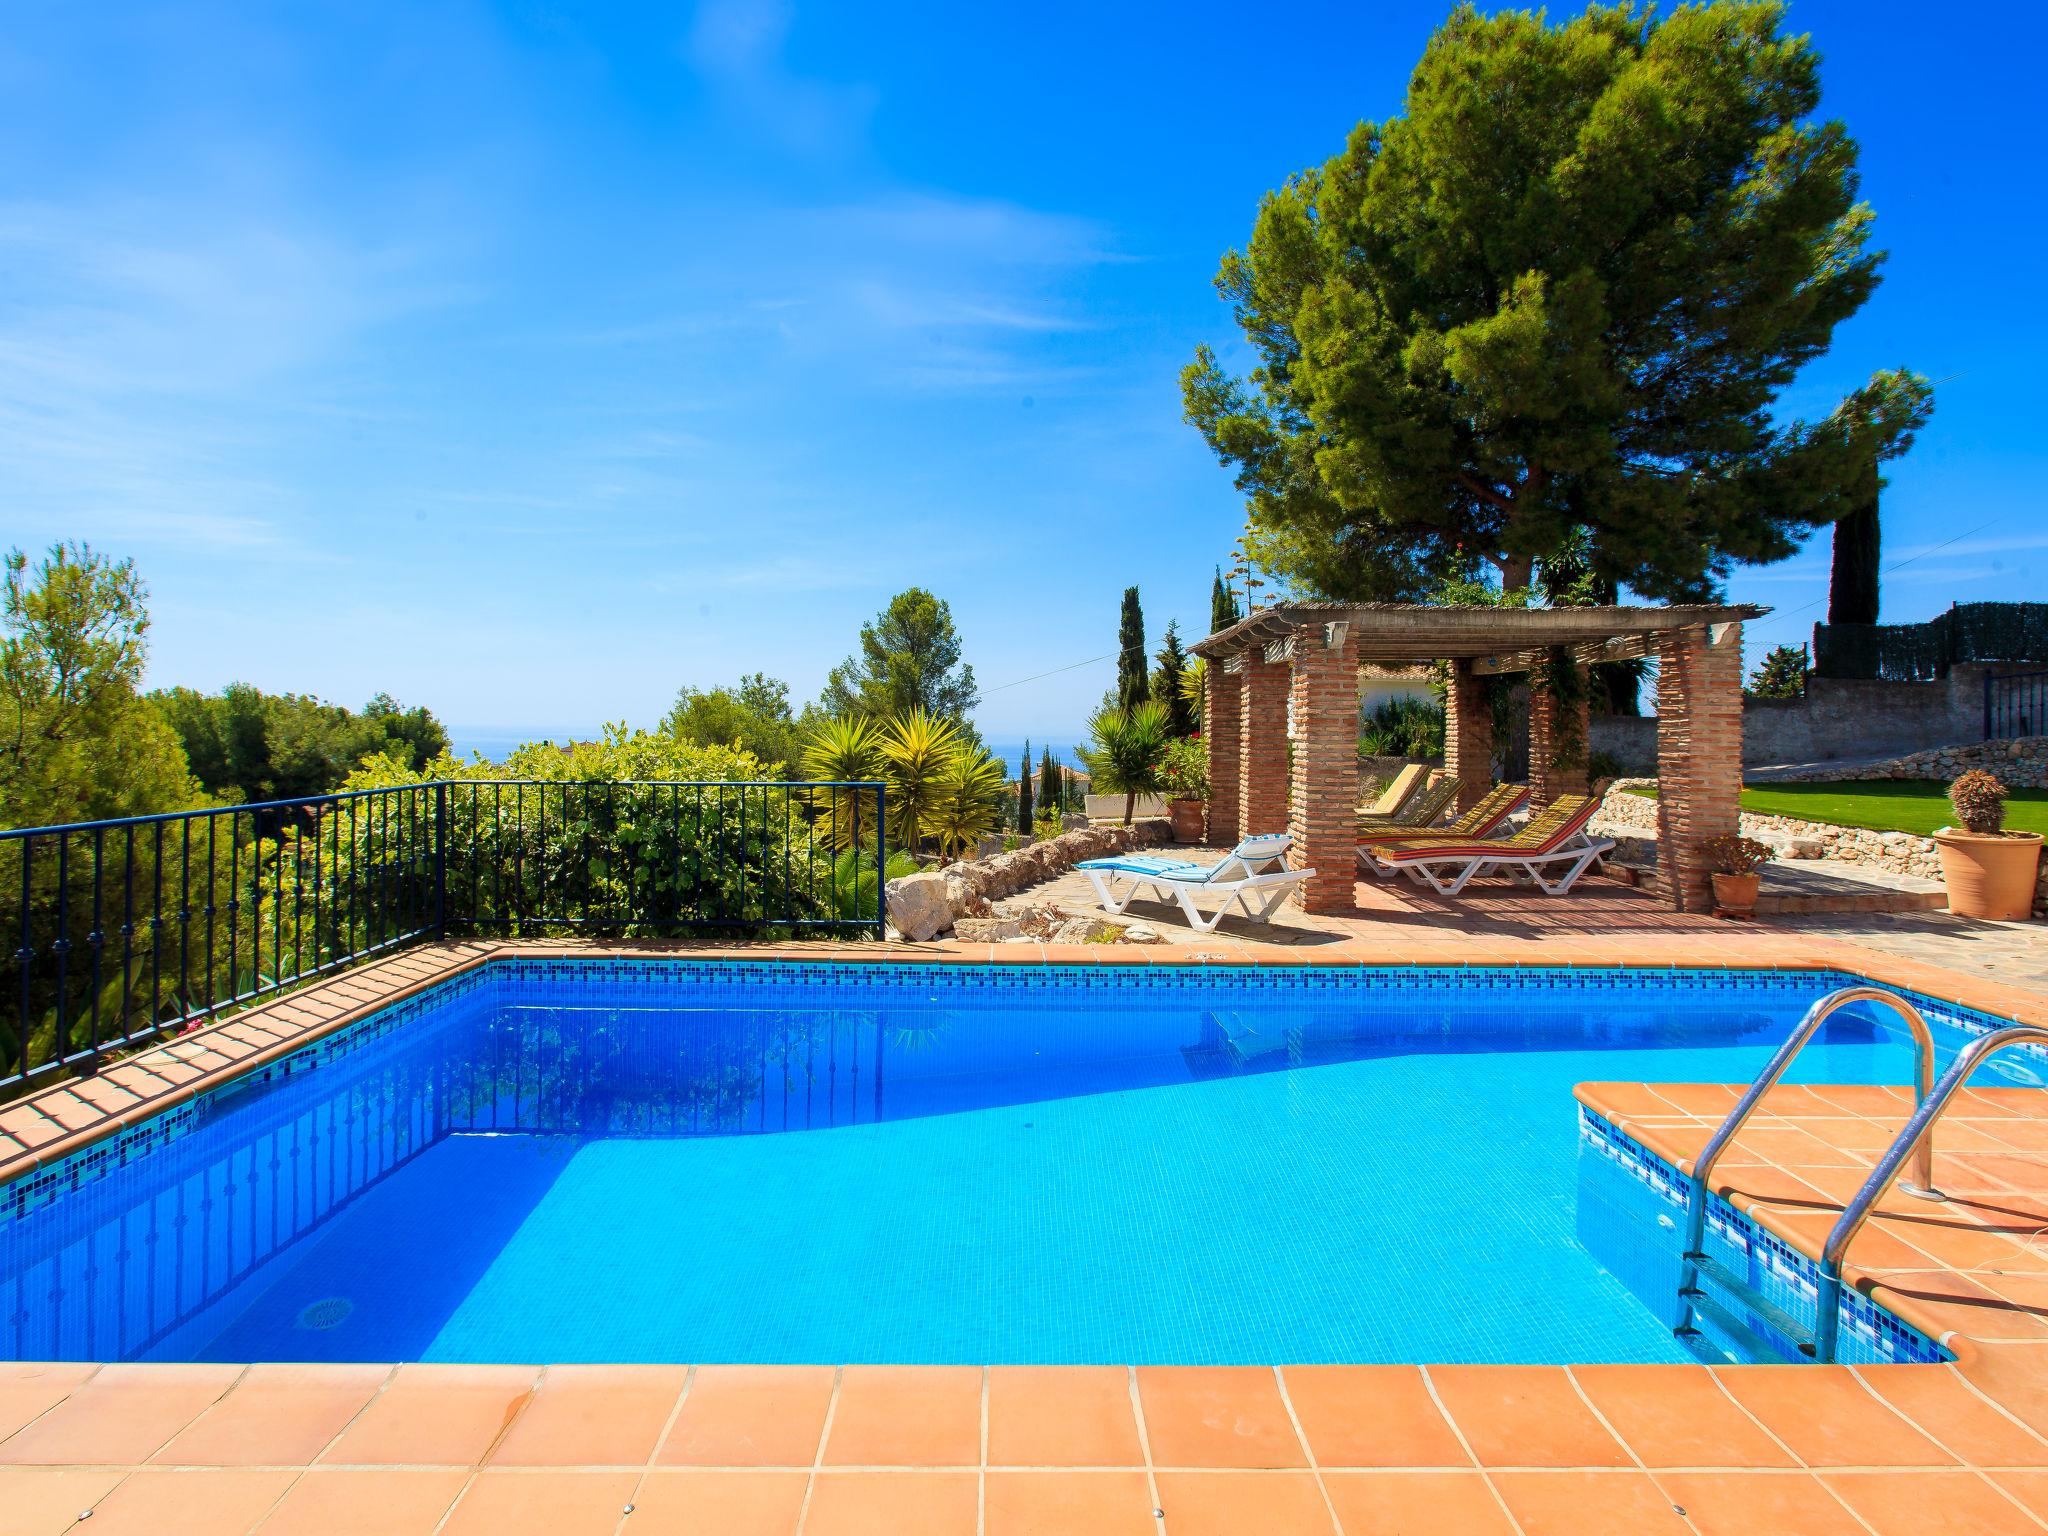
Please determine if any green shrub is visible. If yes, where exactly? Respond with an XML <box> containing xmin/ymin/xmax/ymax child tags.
<box><xmin>1357</xmin><ymin>696</ymin><xmax>1444</xmax><ymax>760</ymax></box>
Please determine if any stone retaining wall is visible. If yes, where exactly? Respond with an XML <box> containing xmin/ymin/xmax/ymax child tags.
<box><xmin>885</xmin><ymin>819</ymin><xmax>1172</xmax><ymax>939</ymax></box>
<box><xmin>1773</xmin><ymin>736</ymin><xmax>2048</xmax><ymax>788</ymax></box>
<box><xmin>1593</xmin><ymin>780</ymin><xmax>2048</xmax><ymax>914</ymax></box>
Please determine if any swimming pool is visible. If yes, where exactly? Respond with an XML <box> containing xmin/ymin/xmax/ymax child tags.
<box><xmin>3</xmin><ymin>961</ymin><xmax>2039</xmax><ymax>1367</ymax></box>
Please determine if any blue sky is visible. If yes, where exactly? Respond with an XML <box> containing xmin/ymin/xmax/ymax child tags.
<box><xmin>3</xmin><ymin>1</ymin><xmax>2042</xmax><ymax>755</ymax></box>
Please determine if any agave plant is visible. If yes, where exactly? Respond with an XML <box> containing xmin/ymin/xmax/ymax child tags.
<box><xmin>803</xmin><ymin>715</ymin><xmax>883</xmax><ymax>853</ymax></box>
<box><xmin>924</xmin><ymin>747</ymin><xmax>1008</xmax><ymax>861</ymax></box>
<box><xmin>876</xmin><ymin>708</ymin><xmax>962</xmax><ymax>852</ymax></box>
<box><xmin>1078</xmin><ymin>700</ymin><xmax>1171</xmax><ymax>824</ymax></box>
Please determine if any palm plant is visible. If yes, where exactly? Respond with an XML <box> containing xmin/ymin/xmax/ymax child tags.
<box><xmin>925</xmin><ymin>748</ymin><xmax>1007</xmax><ymax>861</ymax></box>
<box><xmin>1078</xmin><ymin>700</ymin><xmax>1171</xmax><ymax>825</ymax></box>
<box><xmin>831</xmin><ymin>846</ymin><xmax>918</xmax><ymax>920</ymax></box>
<box><xmin>1180</xmin><ymin>658</ymin><xmax>1206</xmax><ymax>731</ymax></box>
<box><xmin>803</xmin><ymin>715</ymin><xmax>883</xmax><ymax>853</ymax></box>
<box><xmin>876</xmin><ymin>708</ymin><xmax>961</xmax><ymax>852</ymax></box>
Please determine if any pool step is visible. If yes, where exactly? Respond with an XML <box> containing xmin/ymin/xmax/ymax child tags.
<box><xmin>1679</xmin><ymin>1252</ymin><xmax>1815</xmax><ymax>1363</ymax></box>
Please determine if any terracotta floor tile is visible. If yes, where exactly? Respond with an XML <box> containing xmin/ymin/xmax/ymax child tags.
<box><xmin>0</xmin><ymin>1363</ymin><xmax>97</xmax><ymax>1442</ymax></box>
<box><xmin>1822</xmin><ymin>1470</ymin><xmax>2043</xmax><ymax>1536</ymax></box>
<box><xmin>1279</xmin><ymin>1366</ymin><xmax>1467</xmax><ymax>1469</ymax></box>
<box><xmin>1657</xmin><ymin>1471</ymin><xmax>1867</xmax><ymax>1536</ymax></box>
<box><xmin>622</xmin><ymin>1470</ymin><xmax>809</xmax><ymax>1536</ymax></box>
<box><xmin>1423</xmin><ymin>1366</ymin><xmax>1629</xmax><ymax>1469</ymax></box>
<box><xmin>1568</xmin><ymin>1365</ymin><xmax>1796</xmax><ymax>1469</ymax></box>
<box><xmin>321</xmin><ymin>1365</ymin><xmax>538</xmax><ymax>1467</ymax></box>
<box><xmin>1853</xmin><ymin>1365</ymin><xmax>2048</xmax><ymax>1468</ymax></box>
<box><xmin>1711</xmin><ymin>1366</ymin><xmax>1956</xmax><ymax>1468</ymax></box>
<box><xmin>156</xmin><ymin>1363</ymin><xmax>390</xmax><ymax>1467</ymax></box>
<box><xmin>438</xmin><ymin>1469</ymin><xmax>639</xmax><ymax>1535</ymax></box>
<box><xmin>1990</xmin><ymin>1469</ymin><xmax>2048</xmax><ymax>1519</ymax></box>
<box><xmin>656</xmin><ymin>1366</ymin><xmax>835</xmax><ymax>1468</ymax></box>
<box><xmin>821</xmin><ymin>1366</ymin><xmax>982</xmax><ymax>1468</ymax></box>
<box><xmin>986</xmin><ymin>1367</ymin><xmax>1142</xmax><ymax>1467</ymax></box>
<box><xmin>252</xmin><ymin>1467</ymin><xmax>471</xmax><ymax>1535</ymax></box>
<box><xmin>0</xmin><ymin>1363</ymin><xmax>243</xmax><ymax>1466</ymax></box>
<box><xmin>1319</xmin><ymin>1471</ymin><xmax>1514</xmax><ymax>1534</ymax></box>
<box><xmin>487</xmin><ymin>1364</ymin><xmax>687</xmax><ymax>1467</ymax></box>
<box><xmin>802</xmin><ymin>1470</ymin><xmax>979</xmax><ymax>1536</ymax></box>
<box><xmin>0</xmin><ymin>1466</ymin><xmax>128</xmax><ymax>1536</ymax></box>
<box><xmin>74</xmin><ymin>1467</ymin><xmax>297</xmax><ymax>1535</ymax></box>
<box><xmin>983</xmin><ymin>1470</ymin><xmax>1157</xmax><ymax>1536</ymax></box>
<box><xmin>1150</xmin><ymin>1470</ymin><xmax>1335</xmax><ymax>1536</ymax></box>
<box><xmin>1488</xmin><ymin>1470</ymin><xmax>1691</xmax><ymax>1535</ymax></box>
<box><xmin>1134</xmin><ymin>1367</ymin><xmax>1305</xmax><ymax>1469</ymax></box>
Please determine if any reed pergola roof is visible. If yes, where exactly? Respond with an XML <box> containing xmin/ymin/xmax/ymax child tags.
<box><xmin>1192</xmin><ymin>601</ymin><xmax>1768</xmax><ymax>675</ymax></box>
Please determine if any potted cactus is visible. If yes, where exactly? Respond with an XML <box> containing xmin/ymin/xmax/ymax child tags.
<box><xmin>1159</xmin><ymin>736</ymin><xmax>1210</xmax><ymax>843</ymax></box>
<box><xmin>1934</xmin><ymin>770</ymin><xmax>2042</xmax><ymax>920</ymax></box>
<box><xmin>1702</xmin><ymin>834</ymin><xmax>1775</xmax><ymax>918</ymax></box>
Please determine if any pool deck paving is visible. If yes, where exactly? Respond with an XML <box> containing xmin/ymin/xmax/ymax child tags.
<box><xmin>5</xmin><ymin>876</ymin><xmax>2048</xmax><ymax>1531</ymax></box>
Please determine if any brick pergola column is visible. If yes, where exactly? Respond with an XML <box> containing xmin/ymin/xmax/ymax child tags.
<box><xmin>1528</xmin><ymin>646</ymin><xmax>1591</xmax><ymax>805</ymax></box>
<box><xmin>1289</xmin><ymin>622</ymin><xmax>1361</xmax><ymax>912</ymax></box>
<box><xmin>1655</xmin><ymin>621</ymin><xmax>1744</xmax><ymax>913</ymax></box>
<box><xmin>1203</xmin><ymin>658</ymin><xmax>1241</xmax><ymax>848</ymax></box>
<box><xmin>1443</xmin><ymin>660</ymin><xmax>1494</xmax><ymax>812</ymax></box>
<box><xmin>1239</xmin><ymin>648</ymin><xmax>1290</xmax><ymax>840</ymax></box>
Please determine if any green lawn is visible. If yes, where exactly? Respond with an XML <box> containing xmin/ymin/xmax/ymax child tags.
<box><xmin>1624</xmin><ymin>779</ymin><xmax>2048</xmax><ymax>838</ymax></box>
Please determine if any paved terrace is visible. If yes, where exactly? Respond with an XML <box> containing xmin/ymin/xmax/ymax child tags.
<box><xmin>5</xmin><ymin>885</ymin><xmax>2048</xmax><ymax>1533</ymax></box>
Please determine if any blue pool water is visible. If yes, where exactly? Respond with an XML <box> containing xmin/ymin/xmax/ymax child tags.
<box><xmin>3</xmin><ymin>962</ymin><xmax>2041</xmax><ymax>1366</ymax></box>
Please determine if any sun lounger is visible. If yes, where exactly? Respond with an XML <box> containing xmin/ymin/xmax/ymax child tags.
<box><xmin>1355</xmin><ymin>772</ymin><xmax>1461</xmax><ymax>833</ymax></box>
<box><xmin>1077</xmin><ymin>833</ymin><xmax>1316</xmax><ymax>933</ymax></box>
<box><xmin>1357</xmin><ymin>794</ymin><xmax>1611</xmax><ymax>895</ymax></box>
<box><xmin>1356</xmin><ymin>783</ymin><xmax>1528</xmax><ymax>855</ymax></box>
<box><xmin>1358</xmin><ymin>762</ymin><xmax>1429</xmax><ymax>819</ymax></box>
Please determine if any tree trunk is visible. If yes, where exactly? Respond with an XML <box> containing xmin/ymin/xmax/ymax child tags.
<box><xmin>1828</xmin><ymin>484</ymin><xmax>1881</xmax><ymax>626</ymax></box>
<box><xmin>1498</xmin><ymin>552</ymin><xmax>1534</xmax><ymax>594</ymax></box>
<box><xmin>1123</xmin><ymin>791</ymin><xmax>1136</xmax><ymax>825</ymax></box>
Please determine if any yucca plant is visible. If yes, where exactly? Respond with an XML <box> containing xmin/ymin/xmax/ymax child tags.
<box><xmin>925</xmin><ymin>747</ymin><xmax>1008</xmax><ymax>861</ymax></box>
<box><xmin>1180</xmin><ymin>657</ymin><xmax>1207</xmax><ymax>731</ymax></box>
<box><xmin>803</xmin><ymin>715</ymin><xmax>884</xmax><ymax>853</ymax></box>
<box><xmin>1078</xmin><ymin>700</ymin><xmax>1171</xmax><ymax>824</ymax></box>
<box><xmin>877</xmin><ymin>708</ymin><xmax>962</xmax><ymax>852</ymax></box>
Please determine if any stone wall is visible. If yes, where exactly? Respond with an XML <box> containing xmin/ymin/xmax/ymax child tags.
<box><xmin>1588</xmin><ymin>662</ymin><xmax>2014</xmax><ymax>774</ymax></box>
<box><xmin>884</xmin><ymin>819</ymin><xmax>1172</xmax><ymax>939</ymax></box>
<box><xmin>1775</xmin><ymin>735</ymin><xmax>2048</xmax><ymax>788</ymax></box>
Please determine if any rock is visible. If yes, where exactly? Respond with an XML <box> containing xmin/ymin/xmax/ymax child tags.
<box><xmin>884</xmin><ymin>872</ymin><xmax>954</xmax><ymax>941</ymax></box>
<box><xmin>953</xmin><ymin>916</ymin><xmax>1027</xmax><ymax>941</ymax></box>
<box><xmin>1061</xmin><ymin>813</ymin><xmax>1088</xmax><ymax>832</ymax></box>
<box><xmin>1781</xmin><ymin>837</ymin><xmax>1827</xmax><ymax>859</ymax></box>
<box><xmin>1119</xmin><ymin>924</ymin><xmax>1166</xmax><ymax>944</ymax></box>
<box><xmin>1051</xmin><ymin>915</ymin><xmax>1119</xmax><ymax>943</ymax></box>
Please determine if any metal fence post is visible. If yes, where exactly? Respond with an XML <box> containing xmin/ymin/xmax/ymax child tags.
<box><xmin>875</xmin><ymin>783</ymin><xmax>887</xmax><ymax>939</ymax></box>
<box><xmin>433</xmin><ymin>781</ymin><xmax>449</xmax><ymax>937</ymax></box>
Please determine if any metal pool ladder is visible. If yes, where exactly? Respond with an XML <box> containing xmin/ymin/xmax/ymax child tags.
<box><xmin>1675</xmin><ymin>986</ymin><xmax>1943</xmax><ymax>1362</ymax></box>
<box><xmin>1808</xmin><ymin>1022</ymin><xmax>2048</xmax><ymax>1362</ymax></box>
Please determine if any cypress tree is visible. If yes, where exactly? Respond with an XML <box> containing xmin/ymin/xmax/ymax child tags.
<box><xmin>1017</xmin><ymin>740</ymin><xmax>1033</xmax><ymax>833</ymax></box>
<box><xmin>1117</xmin><ymin>587</ymin><xmax>1149</xmax><ymax>710</ymax></box>
<box><xmin>1155</xmin><ymin>621</ymin><xmax>1193</xmax><ymax>737</ymax></box>
<box><xmin>1828</xmin><ymin>464</ymin><xmax>1881</xmax><ymax>626</ymax></box>
<box><xmin>1210</xmin><ymin>567</ymin><xmax>1240</xmax><ymax>634</ymax></box>
<box><xmin>1038</xmin><ymin>746</ymin><xmax>1060</xmax><ymax>820</ymax></box>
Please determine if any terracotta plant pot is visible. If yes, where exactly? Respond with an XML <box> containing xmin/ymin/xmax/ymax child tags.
<box><xmin>1933</xmin><ymin>829</ymin><xmax>2044</xmax><ymax>921</ymax></box>
<box><xmin>1710</xmin><ymin>871</ymin><xmax>1761</xmax><ymax>917</ymax></box>
<box><xmin>1168</xmin><ymin>797</ymin><xmax>1206</xmax><ymax>843</ymax></box>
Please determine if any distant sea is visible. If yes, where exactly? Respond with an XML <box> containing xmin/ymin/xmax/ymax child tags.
<box><xmin>446</xmin><ymin>727</ymin><xmax>1086</xmax><ymax>769</ymax></box>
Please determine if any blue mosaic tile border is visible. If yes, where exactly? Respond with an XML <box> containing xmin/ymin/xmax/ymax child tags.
<box><xmin>1</xmin><ymin>966</ymin><xmax>492</xmax><ymax>1228</ymax></box>
<box><xmin>1578</xmin><ymin>1108</ymin><xmax>1948</xmax><ymax>1365</ymax></box>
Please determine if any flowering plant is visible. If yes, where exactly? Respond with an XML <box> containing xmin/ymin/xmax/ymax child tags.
<box><xmin>1701</xmin><ymin>834</ymin><xmax>1775</xmax><ymax>875</ymax></box>
<box><xmin>1158</xmin><ymin>737</ymin><xmax>1209</xmax><ymax>800</ymax></box>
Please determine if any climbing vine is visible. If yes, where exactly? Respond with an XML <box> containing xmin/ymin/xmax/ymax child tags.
<box><xmin>1533</xmin><ymin>645</ymin><xmax>1589</xmax><ymax>775</ymax></box>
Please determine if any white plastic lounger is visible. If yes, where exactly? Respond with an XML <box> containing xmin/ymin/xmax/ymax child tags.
<box><xmin>1077</xmin><ymin>833</ymin><xmax>1314</xmax><ymax>933</ymax></box>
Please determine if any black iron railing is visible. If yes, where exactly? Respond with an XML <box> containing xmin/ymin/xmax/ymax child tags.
<box><xmin>2</xmin><ymin>778</ymin><xmax>886</xmax><ymax>1094</ymax></box>
<box><xmin>1985</xmin><ymin>671</ymin><xmax>2048</xmax><ymax>741</ymax></box>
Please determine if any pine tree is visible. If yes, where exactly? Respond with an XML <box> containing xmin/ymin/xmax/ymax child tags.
<box><xmin>1116</xmin><ymin>587</ymin><xmax>1149</xmax><ymax>710</ymax></box>
<box><xmin>1016</xmin><ymin>739</ymin><xmax>1033</xmax><ymax>833</ymax></box>
<box><xmin>1828</xmin><ymin>462</ymin><xmax>1881</xmax><ymax>626</ymax></box>
<box><xmin>1210</xmin><ymin>567</ymin><xmax>1240</xmax><ymax>634</ymax></box>
<box><xmin>1038</xmin><ymin>746</ymin><xmax>1060</xmax><ymax>820</ymax></box>
<box><xmin>1155</xmin><ymin>621</ymin><xmax>1193</xmax><ymax>737</ymax></box>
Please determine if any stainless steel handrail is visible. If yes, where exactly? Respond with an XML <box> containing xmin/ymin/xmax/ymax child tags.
<box><xmin>1676</xmin><ymin>986</ymin><xmax>1941</xmax><ymax>1341</ymax></box>
<box><xmin>1811</xmin><ymin>1023</ymin><xmax>2048</xmax><ymax>1362</ymax></box>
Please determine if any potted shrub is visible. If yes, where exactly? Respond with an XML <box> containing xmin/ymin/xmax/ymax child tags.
<box><xmin>1702</xmin><ymin>834</ymin><xmax>1774</xmax><ymax>918</ymax></box>
<box><xmin>1934</xmin><ymin>770</ymin><xmax>2042</xmax><ymax>920</ymax></box>
<box><xmin>1159</xmin><ymin>736</ymin><xmax>1209</xmax><ymax>842</ymax></box>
